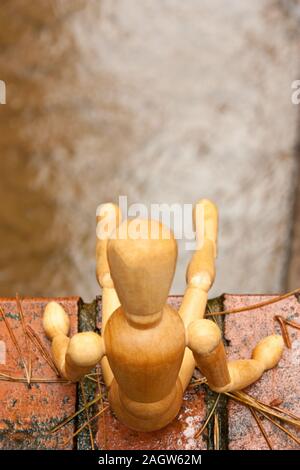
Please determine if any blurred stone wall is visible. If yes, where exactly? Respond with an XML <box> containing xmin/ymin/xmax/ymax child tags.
<box><xmin>0</xmin><ymin>0</ymin><xmax>300</xmax><ymax>300</ymax></box>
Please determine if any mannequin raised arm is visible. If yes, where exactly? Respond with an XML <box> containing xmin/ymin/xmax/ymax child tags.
<box><xmin>178</xmin><ymin>199</ymin><xmax>284</xmax><ymax>392</ymax></box>
<box><xmin>179</xmin><ymin>198</ymin><xmax>218</xmax><ymax>328</ymax></box>
<box><xmin>42</xmin><ymin>203</ymin><xmax>122</xmax><ymax>383</ymax></box>
<box><xmin>96</xmin><ymin>202</ymin><xmax>122</xmax><ymax>318</ymax></box>
<box><xmin>179</xmin><ymin>199</ymin><xmax>218</xmax><ymax>390</ymax></box>
<box><xmin>96</xmin><ymin>203</ymin><xmax>122</xmax><ymax>387</ymax></box>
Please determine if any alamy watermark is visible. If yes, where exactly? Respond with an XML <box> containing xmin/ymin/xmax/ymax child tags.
<box><xmin>0</xmin><ymin>80</ymin><xmax>6</xmax><ymax>104</ymax></box>
<box><xmin>96</xmin><ymin>196</ymin><xmax>206</xmax><ymax>251</ymax></box>
<box><xmin>291</xmin><ymin>80</ymin><xmax>300</xmax><ymax>104</ymax></box>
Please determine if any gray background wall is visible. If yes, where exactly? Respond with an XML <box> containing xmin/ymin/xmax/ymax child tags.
<box><xmin>0</xmin><ymin>0</ymin><xmax>300</xmax><ymax>300</ymax></box>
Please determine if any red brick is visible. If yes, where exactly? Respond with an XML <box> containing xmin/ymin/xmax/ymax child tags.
<box><xmin>96</xmin><ymin>296</ymin><xmax>207</xmax><ymax>450</ymax></box>
<box><xmin>0</xmin><ymin>297</ymin><xmax>79</xmax><ymax>449</ymax></box>
<box><xmin>224</xmin><ymin>294</ymin><xmax>300</xmax><ymax>450</ymax></box>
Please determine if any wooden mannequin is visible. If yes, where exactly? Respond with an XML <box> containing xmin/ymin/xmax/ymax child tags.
<box><xmin>43</xmin><ymin>200</ymin><xmax>284</xmax><ymax>431</ymax></box>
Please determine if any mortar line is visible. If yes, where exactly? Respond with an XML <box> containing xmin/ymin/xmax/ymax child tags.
<box><xmin>206</xmin><ymin>295</ymin><xmax>228</xmax><ymax>450</ymax></box>
<box><xmin>76</xmin><ymin>298</ymin><xmax>98</xmax><ymax>450</ymax></box>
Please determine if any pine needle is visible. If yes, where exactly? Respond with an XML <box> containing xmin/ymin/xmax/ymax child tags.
<box><xmin>226</xmin><ymin>391</ymin><xmax>300</xmax><ymax>428</ymax></box>
<box><xmin>207</xmin><ymin>302</ymin><xmax>218</xmax><ymax>324</ymax></box>
<box><xmin>189</xmin><ymin>377</ymin><xmax>208</xmax><ymax>388</ymax></box>
<box><xmin>274</xmin><ymin>316</ymin><xmax>292</xmax><ymax>348</ymax></box>
<box><xmin>274</xmin><ymin>315</ymin><xmax>300</xmax><ymax>350</ymax></box>
<box><xmin>284</xmin><ymin>318</ymin><xmax>300</xmax><ymax>330</ymax></box>
<box><xmin>195</xmin><ymin>394</ymin><xmax>220</xmax><ymax>438</ymax></box>
<box><xmin>213</xmin><ymin>412</ymin><xmax>220</xmax><ymax>450</ymax></box>
<box><xmin>26</xmin><ymin>325</ymin><xmax>60</xmax><ymax>376</ymax></box>
<box><xmin>263</xmin><ymin>402</ymin><xmax>300</xmax><ymax>421</ymax></box>
<box><xmin>85</xmin><ymin>376</ymin><xmax>98</xmax><ymax>383</ymax></box>
<box><xmin>0</xmin><ymin>306</ymin><xmax>31</xmax><ymax>385</ymax></box>
<box><xmin>259</xmin><ymin>411</ymin><xmax>300</xmax><ymax>446</ymax></box>
<box><xmin>50</xmin><ymin>394</ymin><xmax>102</xmax><ymax>434</ymax></box>
<box><xmin>80</xmin><ymin>380</ymin><xmax>95</xmax><ymax>450</ymax></box>
<box><xmin>84</xmin><ymin>372</ymin><xmax>106</xmax><ymax>386</ymax></box>
<box><xmin>0</xmin><ymin>372</ymin><xmax>68</xmax><ymax>383</ymax></box>
<box><xmin>207</xmin><ymin>287</ymin><xmax>300</xmax><ymax>316</ymax></box>
<box><xmin>237</xmin><ymin>391</ymin><xmax>300</xmax><ymax>422</ymax></box>
<box><xmin>96</xmin><ymin>365</ymin><xmax>107</xmax><ymax>449</ymax></box>
<box><xmin>62</xmin><ymin>406</ymin><xmax>109</xmax><ymax>447</ymax></box>
<box><xmin>16</xmin><ymin>294</ymin><xmax>32</xmax><ymax>385</ymax></box>
<box><xmin>249</xmin><ymin>406</ymin><xmax>273</xmax><ymax>450</ymax></box>
<box><xmin>28</xmin><ymin>348</ymin><xmax>32</xmax><ymax>384</ymax></box>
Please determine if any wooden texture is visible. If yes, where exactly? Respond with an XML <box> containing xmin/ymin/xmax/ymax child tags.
<box><xmin>179</xmin><ymin>200</ymin><xmax>218</xmax><ymax>390</ymax></box>
<box><xmin>99</xmin><ymin>200</ymin><xmax>220</xmax><ymax>431</ymax></box>
<box><xmin>187</xmin><ymin>319</ymin><xmax>230</xmax><ymax>389</ymax></box>
<box><xmin>96</xmin><ymin>203</ymin><xmax>121</xmax><ymax>387</ymax></box>
<box><xmin>42</xmin><ymin>199</ymin><xmax>283</xmax><ymax>432</ymax></box>
<box><xmin>104</xmin><ymin>218</ymin><xmax>185</xmax><ymax>431</ymax></box>
<box><xmin>96</xmin><ymin>295</ymin><xmax>207</xmax><ymax>450</ymax></box>
<box><xmin>187</xmin><ymin>319</ymin><xmax>283</xmax><ymax>393</ymax></box>
<box><xmin>44</xmin><ymin>302</ymin><xmax>105</xmax><ymax>382</ymax></box>
<box><xmin>107</xmin><ymin>218</ymin><xmax>177</xmax><ymax>318</ymax></box>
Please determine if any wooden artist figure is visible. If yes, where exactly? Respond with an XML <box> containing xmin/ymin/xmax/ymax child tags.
<box><xmin>43</xmin><ymin>200</ymin><xmax>284</xmax><ymax>431</ymax></box>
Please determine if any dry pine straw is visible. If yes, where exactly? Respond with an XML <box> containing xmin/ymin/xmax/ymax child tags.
<box><xmin>0</xmin><ymin>291</ymin><xmax>300</xmax><ymax>449</ymax></box>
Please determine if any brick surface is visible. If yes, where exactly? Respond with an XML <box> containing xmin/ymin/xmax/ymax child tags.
<box><xmin>96</xmin><ymin>296</ymin><xmax>207</xmax><ymax>450</ymax></box>
<box><xmin>2</xmin><ymin>294</ymin><xmax>298</xmax><ymax>450</ymax></box>
<box><xmin>224</xmin><ymin>294</ymin><xmax>300</xmax><ymax>450</ymax></box>
<box><xmin>0</xmin><ymin>297</ymin><xmax>79</xmax><ymax>449</ymax></box>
